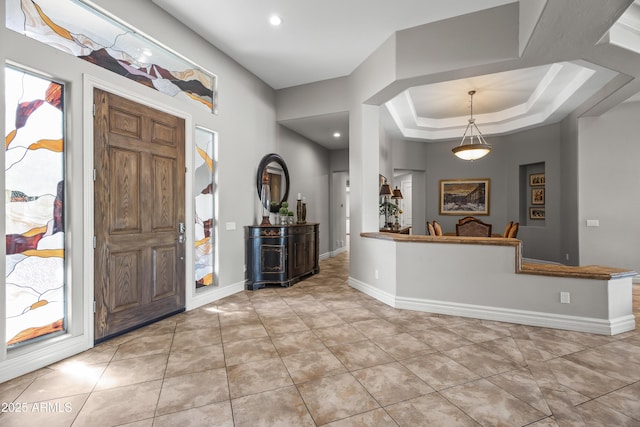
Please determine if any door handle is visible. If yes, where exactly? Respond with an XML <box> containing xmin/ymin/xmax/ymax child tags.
<box><xmin>177</xmin><ymin>222</ymin><xmax>186</xmax><ymax>244</ymax></box>
<box><xmin>178</xmin><ymin>222</ymin><xmax>187</xmax><ymax>243</ymax></box>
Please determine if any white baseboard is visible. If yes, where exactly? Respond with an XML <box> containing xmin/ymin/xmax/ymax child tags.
<box><xmin>328</xmin><ymin>247</ymin><xmax>348</xmax><ymax>258</ymax></box>
<box><xmin>349</xmin><ymin>278</ymin><xmax>636</xmax><ymax>336</ymax></box>
<box><xmin>186</xmin><ymin>281</ymin><xmax>245</xmax><ymax>311</ymax></box>
<box><xmin>609</xmin><ymin>315</ymin><xmax>638</xmax><ymax>335</ymax></box>
<box><xmin>349</xmin><ymin>277</ymin><xmax>396</xmax><ymax>307</ymax></box>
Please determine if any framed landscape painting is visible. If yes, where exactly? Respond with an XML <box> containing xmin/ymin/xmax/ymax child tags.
<box><xmin>440</xmin><ymin>178</ymin><xmax>490</xmax><ymax>215</ymax></box>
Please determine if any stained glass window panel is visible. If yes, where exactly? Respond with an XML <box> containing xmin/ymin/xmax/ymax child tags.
<box><xmin>194</xmin><ymin>127</ymin><xmax>215</xmax><ymax>289</ymax></box>
<box><xmin>6</xmin><ymin>0</ymin><xmax>217</xmax><ymax>113</ymax></box>
<box><xmin>5</xmin><ymin>66</ymin><xmax>66</xmax><ymax>347</ymax></box>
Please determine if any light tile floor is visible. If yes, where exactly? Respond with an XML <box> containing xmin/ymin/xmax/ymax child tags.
<box><xmin>1</xmin><ymin>252</ymin><xmax>639</xmax><ymax>426</ymax></box>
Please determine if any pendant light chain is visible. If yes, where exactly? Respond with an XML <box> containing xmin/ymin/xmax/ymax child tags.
<box><xmin>451</xmin><ymin>90</ymin><xmax>492</xmax><ymax>160</ymax></box>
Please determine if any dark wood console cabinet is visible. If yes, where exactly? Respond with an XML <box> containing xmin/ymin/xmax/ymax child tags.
<box><xmin>245</xmin><ymin>223</ymin><xmax>319</xmax><ymax>290</ymax></box>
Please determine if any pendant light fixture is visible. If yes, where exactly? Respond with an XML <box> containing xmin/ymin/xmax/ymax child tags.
<box><xmin>452</xmin><ymin>90</ymin><xmax>492</xmax><ymax>161</ymax></box>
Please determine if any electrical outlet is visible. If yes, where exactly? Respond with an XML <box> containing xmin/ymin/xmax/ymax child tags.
<box><xmin>560</xmin><ymin>291</ymin><xmax>570</xmax><ymax>304</ymax></box>
<box><xmin>374</xmin><ymin>269</ymin><xmax>379</xmax><ymax>279</ymax></box>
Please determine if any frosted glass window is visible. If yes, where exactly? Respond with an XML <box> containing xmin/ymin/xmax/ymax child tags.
<box><xmin>5</xmin><ymin>66</ymin><xmax>66</xmax><ymax>347</ymax></box>
<box><xmin>194</xmin><ymin>127</ymin><xmax>216</xmax><ymax>289</ymax></box>
<box><xmin>6</xmin><ymin>0</ymin><xmax>217</xmax><ymax>113</ymax></box>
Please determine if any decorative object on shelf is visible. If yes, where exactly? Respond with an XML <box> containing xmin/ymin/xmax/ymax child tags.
<box><xmin>379</xmin><ymin>178</ymin><xmax>393</xmax><ymax>229</ymax></box>
<box><xmin>260</xmin><ymin>169</ymin><xmax>271</xmax><ymax>225</ymax></box>
<box><xmin>256</xmin><ymin>153</ymin><xmax>290</xmax><ymax>214</ymax></box>
<box><xmin>288</xmin><ymin>211</ymin><xmax>295</xmax><ymax>224</ymax></box>
<box><xmin>379</xmin><ymin>201</ymin><xmax>399</xmax><ymax>223</ymax></box>
<box><xmin>279</xmin><ymin>201</ymin><xmax>290</xmax><ymax>225</ymax></box>
<box><xmin>391</xmin><ymin>186</ymin><xmax>403</xmax><ymax>229</ymax></box>
<box><xmin>452</xmin><ymin>90</ymin><xmax>492</xmax><ymax>161</ymax></box>
<box><xmin>440</xmin><ymin>178</ymin><xmax>490</xmax><ymax>215</ymax></box>
<box><xmin>296</xmin><ymin>193</ymin><xmax>307</xmax><ymax>224</ymax></box>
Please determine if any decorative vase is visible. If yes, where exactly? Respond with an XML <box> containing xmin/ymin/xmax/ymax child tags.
<box><xmin>297</xmin><ymin>199</ymin><xmax>305</xmax><ymax>224</ymax></box>
<box><xmin>260</xmin><ymin>170</ymin><xmax>271</xmax><ymax>225</ymax></box>
<box><xmin>299</xmin><ymin>197</ymin><xmax>307</xmax><ymax>224</ymax></box>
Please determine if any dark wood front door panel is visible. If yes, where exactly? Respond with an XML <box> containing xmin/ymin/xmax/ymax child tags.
<box><xmin>109</xmin><ymin>147</ymin><xmax>141</xmax><ymax>233</ymax></box>
<box><xmin>94</xmin><ymin>89</ymin><xmax>185</xmax><ymax>342</ymax></box>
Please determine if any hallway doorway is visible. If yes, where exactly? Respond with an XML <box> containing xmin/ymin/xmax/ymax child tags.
<box><xmin>331</xmin><ymin>171</ymin><xmax>349</xmax><ymax>254</ymax></box>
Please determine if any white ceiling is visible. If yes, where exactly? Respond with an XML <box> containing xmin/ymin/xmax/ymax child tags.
<box><xmin>152</xmin><ymin>0</ymin><xmax>640</xmax><ymax>150</ymax></box>
<box><xmin>151</xmin><ymin>0</ymin><xmax>515</xmax><ymax>90</ymax></box>
<box><xmin>387</xmin><ymin>61</ymin><xmax>619</xmax><ymax>140</ymax></box>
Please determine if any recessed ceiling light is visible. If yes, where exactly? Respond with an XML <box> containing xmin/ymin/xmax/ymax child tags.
<box><xmin>269</xmin><ymin>15</ymin><xmax>283</xmax><ymax>26</ymax></box>
<box><xmin>333</xmin><ymin>132</ymin><xmax>341</xmax><ymax>138</ymax></box>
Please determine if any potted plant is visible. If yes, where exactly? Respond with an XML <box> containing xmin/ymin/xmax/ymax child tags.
<box><xmin>379</xmin><ymin>201</ymin><xmax>398</xmax><ymax>228</ymax></box>
<box><xmin>279</xmin><ymin>201</ymin><xmax>289</xmax><ymax>224</ymax></box>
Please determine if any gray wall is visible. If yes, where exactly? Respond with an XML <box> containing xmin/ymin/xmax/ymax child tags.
<box><xmin>578</xmin><ymin>100</ymin><xmax>640</xmax><ymax>273</ymax></box>
<box><xmin>560</xmin><ymin>114</ymin><xmax>580</xmax><ymax>266</ymax></box>
<box><xmin>277</xmin><ymin>126</ymin><xmax>331</xmax><ymax>256</ymax></box>
<box><xmin>276</xmin><ymin>77</ymin><xmax>349</xmax><ymax>121</ymax></box>
<box><xmin>391</xmin><ymin>122</ymin><xmax>564</xmax><ymax>262</ymax></box>
<box><xmin>330</xmin><ymin>149</ymin><xmax>349</xmax><ymax>172</ymax></box>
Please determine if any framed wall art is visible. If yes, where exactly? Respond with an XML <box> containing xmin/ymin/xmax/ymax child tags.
<box><xmin>440</xmin><ymin>178</ymin><xmax>490</xmax><ymax>215</ymax></box>
<box><xmin>529</xmin><ymin>173</ymin><xmax>545</xmax><ymax>186</ymax></box>
<box><xmin>531</xmin><ymin>188</ymin><xmax>545</xmax><ymax>205</ymax></box>
<box><xmin>529</xmin><ymin>207</ymin><xmax>545</xmax><ymax>220</ymax></box>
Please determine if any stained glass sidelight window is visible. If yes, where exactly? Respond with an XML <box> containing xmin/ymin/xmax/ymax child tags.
<box><xmin>6</xmin><ymin>0</ymin><xmax>217</xmax><ymax>113</ymax></box>
<box><xmin>5</xmin><ymin>66</ymin><xmax>66</xmax><ymax>347</ymax></box>
<box><xmin>194</xmin><ymin>127</ymin><xmax>216</xmax><ymax>289</ymax></box>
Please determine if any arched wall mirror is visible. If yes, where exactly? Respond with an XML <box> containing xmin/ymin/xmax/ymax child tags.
<box><xmin>256</xmin><ymin>153</ymin><xmax>290</xmax><ymax>213</ymax></box>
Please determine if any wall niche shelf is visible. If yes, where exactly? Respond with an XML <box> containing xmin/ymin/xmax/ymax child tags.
<box><xmin>519</xmin><ymin>162</ymin><xmax>546</xmax><ymax>226</ymax></box>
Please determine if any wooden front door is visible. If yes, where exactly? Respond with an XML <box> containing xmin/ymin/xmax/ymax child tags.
<box><xmin>94</xmin><ymin>89</ymin><xmax>186</xmax><ymax>342</ymax></box>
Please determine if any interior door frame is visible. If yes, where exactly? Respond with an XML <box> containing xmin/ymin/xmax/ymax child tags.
<box><xmin>82</xmin><ymin>74</ymin><xmax>194</xmax><ymax>344</ymax></box>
